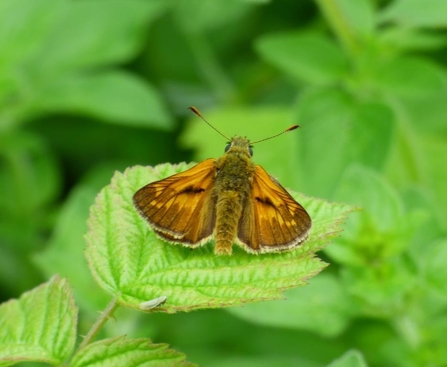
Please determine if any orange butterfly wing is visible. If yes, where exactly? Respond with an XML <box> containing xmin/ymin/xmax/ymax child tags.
<box><xmin>237</xmin><ymin>165</ymin><xmax>311</xmax><ymax>253</ymax></box>
<box><xmin>133</xmin><ymin>159</ymin><xmax>217</xmax><ymax>246</ymax></box>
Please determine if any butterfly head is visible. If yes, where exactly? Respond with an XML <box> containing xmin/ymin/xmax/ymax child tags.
<box><xmin>188</xmin><ymin>106</ymin><xmax>299</xmax><ymax>159</ymax></box>
<box><xmin>224</xmin><ymin>137</ymin><xmax>253</xmax><ymax>157</ymax></box>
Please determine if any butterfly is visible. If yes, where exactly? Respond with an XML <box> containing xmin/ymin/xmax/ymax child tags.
<box><xmin>133</xmin><ymin>107</ymin><xmax>311</xmax><ymax>255</ymax></box>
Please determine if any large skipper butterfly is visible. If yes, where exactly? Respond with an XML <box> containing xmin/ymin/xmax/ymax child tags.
<box><xmin>133</xmin><ymin>107</ymin><xmax>311</xmax><ymax>255</ymax></box>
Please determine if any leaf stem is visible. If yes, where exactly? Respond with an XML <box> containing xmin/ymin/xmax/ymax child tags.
<box><xmin>386</xmin><ymin>97</ymin><xmax>425</xmax><ymax>183</ymax></box>
<box><xmin>185</xmin><ymin>32</ymin><xmax>235</xmax><ymax>103</ymax></box>
<box><xmin>392</xmin><ymin>314</ymin><xmax>421</xmax><ymax>349</ymax></box>
<box><xmin>77</xmin><ymin>297</ymin><xmax>119</xmax><ymax>351</ymax></box>
<box><xmin>314</xmin><ymin>0</ymin><xmax>360</xmax><ymax>58</ymax></box>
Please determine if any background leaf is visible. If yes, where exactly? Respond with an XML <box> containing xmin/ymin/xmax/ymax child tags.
<box><xmin>375</xmin><ymin>56</ymin><xmax>445</xmax><ymax>98</ymax></box>
<box><xmin>380</xmin><ymin>0</ymin><xmax>447</xmax><ymax>27</ymax></box>
<box><xmin>326</xmin><ymin>350</ymin><xmax>368</xmax><ymax>367</ymax></box>
<box><xmin>36</xmin><ymin>0</ymin><xmax>169</xmax><ymax>72</ymax></box>
<box><xmin>330</xmin><ymin>0</ymin><xmax>375</xmax><ymax>36</ymax></box>
<box><xmin>228</xmin><ymin>273</ymin><xmax>355</xmax><ymax>337</ymax></box>
<box><xmin>72</xmin><ymin>336</ymin><xmax>196</xmax><ymax>367</ymax></box>
<box><xmin>85</xmin><ymin>164</ymin><xmax>353</xmax><ymax>312</ymax></box>
<box><xmin>0</xmin><ymin>132</ymin><xmax>60</xmax><ymax>295</ymax></box>
<box><xmin>0</xmin><ymin>0</ymin><xmax>63</xmax><ymax>73</ymax></box>
<box><xmin>34</xmin><ymin>185</ymin><xmax>109</xmax><ymax>312</ymax></box>
<box><xmin>36</xmin><ymin>71</ymin><xmax>173</xmax><ymax>128</ymax></box>
<box><xmin>296</xmin><ymin>88</ymin><xmax>395</xmax><ymax>198</ymax></box>
<box><xmin>421</xmin><ymin>239</ymin><xmax>447</xmax><ymax>294</ymax></box>
<box><xmin>256</xmin><ymin>32</ymin><xmax>348</xmax><ymax>85</ymax></box>
<box><xmin>173</xmin><ymin>0</ymin><xmax>252</xmax><ymax>34</ymax></box>
<box><xmin>0</xmin><ymin>276</ymin><xmax>77</xmax><ymax>366</ymax></box>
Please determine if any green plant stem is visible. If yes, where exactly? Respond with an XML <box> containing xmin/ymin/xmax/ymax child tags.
<box><xmin>185</xmin><ymin>32</ymin><xmax>235</xmax><ymax>103</ymax></box>
<box><xmin>386</xmin><ymin>97</ymin><xmax>426</xmax><ymax>184</ymax></box>
<box><xmin>314</xmin><ymin>0</ymin><xmax>360</xmax><ymax>58</ymax></box>
<box><xmin>392</xmin><ymin>315</ymin><xmax>421</xmax><ymax>349</ymax></box>
<box><xmin>77</xmin><ymin>297</ymin><xmax>119</xmax><ymax>351</ymax></box>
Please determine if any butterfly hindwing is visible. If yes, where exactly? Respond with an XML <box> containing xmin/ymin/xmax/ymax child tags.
<box><xmin>237</xmin><ymin>165</ymin><xmax>311</xmax><ymax>253</ymax></box>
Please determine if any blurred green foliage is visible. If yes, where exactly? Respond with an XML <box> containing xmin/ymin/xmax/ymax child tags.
<box><xmin>1</xmin><ymin>0</ymin><xmax>447</xmax><ymax>366</ymax></box>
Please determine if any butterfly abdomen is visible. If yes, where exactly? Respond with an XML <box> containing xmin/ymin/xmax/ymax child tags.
<box><xmin>214</xmin><ymin>146</ymin><xmax>254</xmax><ymax>255</ymax></box>
<box><xmin>215</xmin><ymin>191</ymin><xmax>243</xmax><ymax>255</ymax></box>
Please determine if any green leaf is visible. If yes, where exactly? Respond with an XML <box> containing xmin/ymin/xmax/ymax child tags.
<box><xmin>0</xmin><ymin>276</ymin><xmax>77</xmax><ymax>366</ymax></box>
<box><xmin>256</xmin><ymin>31</ymin><xmax>348</xmax><ymax>85</ymax></box>
<box><xmin>332</xmin><ymin>0</ymin><xmax>375</xmax><ymax>36</ymax></box>
<box><xmin>423</xmin><ymin>314</ymin><xmax>447</xmax><ymax>364</ymax></box>
<box><xmin>72</xmin><ymin>336</ymin><xmax>196</xmax><ymax>367</ymax></box>
<box><xmin>34</xmin><ymin>186</ymin><xmax>109</xmax><ymax>312</ymax></box>
<box><xmin>380</xmin><ymin>0</ymin><xmax>447</xmax><ymax>28</ymax></box>
<box><xmin>421</xmin><ymin>239</ymin><xmax>447</xmax><ymax>294</ymax></box>
<box><xmin>421</xmin><ymin>135</ymin><xmax>447</xmax><ymax>229</ymax></box>
<box><xmin>0</xmin><ymin>132</ymin><xmax>60</xmax><ymax>295</ymax></box>
<box><xmin>326</xmin><ymin>350</ymin><xmax>368</xmax><ymax>367</ymax></box>
<box><xmin>37</xmin><ymin>0</ymin><xmax>168</xmax><ymax>72</ymax></box>
<box><xmin>329</xmin><ymin>165</ymin><xmax>413</xmax><ymax>265</ymax></box>
<box><xmin>228</xmin><ymin>273</ymin><xmax>355</xmax><ymax>337</ymax></box>
<box><xmin>378</xmin><ymin>28</ymin><xmax>447</xmax><ymax>52</ymax></box>
<box><xmin>173</xmin><ymin>0</ymin><xmax>252</xmax><ymax>34</ymax></box>
<box><xmin>400</xmin><ymin>88</ymin><xmax>447</xmax><ymax>133</ymax></box>
<box><xmin>85</xmin><ymin>164</ymin><xmax>353</xmax><ymax>313</ymax></box>
<box><xmin>296</xmin><ymin>88</ymin><xmax>395</xmax><ymax>198</ymax></box>
<box><xmin>36</xmin><ymin>71</ymin><xmax>173</xmax><ymax>129</ymax></box>
<box><xmin>0</xmin><ymin>0</ymin><xmax>63</xmax><ymax>72</ymax></box>
<box><xmin>376</xmin><ymin>56</ymin><xmax>444</xmax><ymax>98</ymax></box>
<box><xmin>0</xmin><ymin>0</ymin><xmax>169</xmax><ymax>128</ymax></box>
<box><xmin>340</xmin><ymin>257</ymin><xmax>414</xmax><ymax>307</ymax></box>
<box><xmin>330</xmin><ymin>166</ymin><xmax>421</xmax><ymax>305</ymax></box>
<box><xmin>0</xmin><ymin>131</ymin><xmax>59</xmax><ymax>215</ymax></box>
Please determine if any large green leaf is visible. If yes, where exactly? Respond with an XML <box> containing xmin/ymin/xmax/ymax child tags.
<box><xmin>0</xmin><ymin>0</ymin><xmax>63</xmax><ymax>72</ymax></box>
<box><xmin>85</xmin><ymin>164</ymin><xmax>353</xmax><ymax>313</ymax></box>
<box><xmin>329</xmin><ymin>0</ymin><xmax>375</xmax><ymax>36</ymax></box>
<box><xmin>228</xmin><ymin>273</ymin><xmax>355</xmax><ymax>337</ymax></box>
<box><xmin>72</xmin><ymin>336</ymin><xmax>196</xmax><ymax>367</ymax></box>
<box><xmin>0</xmin><ymin>0</ymin><xmax>170</xmax><ymax>129</ymax></box>
<box><xmin>375</xmin><ymin>56</ymin><xmax>444</xmax><ymax>98</ymax></box>
<box><xmin>421</xmin><ymin>135</ymin><xmax>447</xmax><ymax>229</ymax></box>
<box><xmin>296</xmin><ymin>88</ymin><xmax>395</xmax><ymax>198</ymax></box>
<box><xmin>173</xmin><ymin>0</ymin><xmax>252</xmax><ymax>34</ymax></box>
<box><xmin>421</xmin><ymin>239</ymin><xmax>447</xmax><ymax>294</ymax></box>
<box><xmin>0</xmin><ymin>276</ymin><xmax>77</xmax><ymax>366</ymax></box>
<box><xmin>256</xmin><ymin>31</ymin><xmax>348</xmax><ymax>85</ymax></box>
<box><xmin>34</xmin><ymin>186</ymin><xmax>109</xmax><ymax>312</ymax></box>
<box><xmin>329</xmin><ymin>164</ymin><xmax>413</xmax><ymax>265</ymax></box>
<box><xmin>36</xmin><ymin>71</ymin><xmax>172</xmax><ymax>129</ymax></box>
<box><xmin>36</xmin><ymin>0</ymin><xmax>168</xmax><ymax>73</ymax></box>
<box><xmin>380</xmin><ymin>0</ymin><xmax>447</xmax><ymax>27</ymax></box>
<box><xmin>326</xmin><ymin>350</ymin><xmax>368</xmax><ymax>367</ymax></box>
<box><xmin>331</xmin><ymin>166</ymin><xmax>423</xmax><ymax>306</ymax></box>
<box><xmin>0</xmin><ymin>132</ymin><xmax>60</xmax><ymax>294</ymax></box>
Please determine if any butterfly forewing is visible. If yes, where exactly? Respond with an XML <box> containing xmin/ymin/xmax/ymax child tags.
<box><xmin>237</xmin><ymin>165</ymin><xmax>311</xmax><ymax>253</ymax></box>
<box><xmin>133</xmin><ymin>159</ymin><xmax>217</xmax><ymax>245</ymax></box>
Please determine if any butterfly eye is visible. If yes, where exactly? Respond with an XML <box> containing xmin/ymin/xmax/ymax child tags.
<box><xmin>224</xmin><ymin>143</ymin><xmax>231</xmax><ymax>152</ymax></box>
<box><xmin>248</xmin><ymin>146</ymin><xmax>253</xmax><ymax>156</ymax></box>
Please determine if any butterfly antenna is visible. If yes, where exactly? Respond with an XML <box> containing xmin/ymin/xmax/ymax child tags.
<box><xmin>251</xmin><ymin>124</ymin><xmax>300</xmax><ymax>144</ymax></box>
<box><xmin>189</xmin><ymin>106</ymin><xmax>231</xmax><ymax>140</ymax></box>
